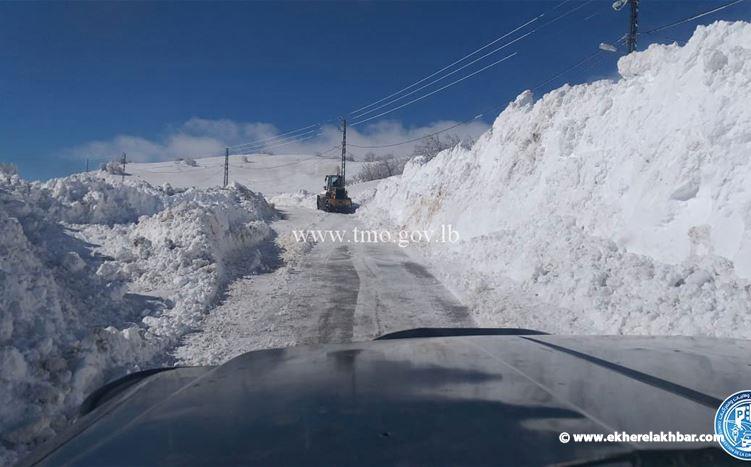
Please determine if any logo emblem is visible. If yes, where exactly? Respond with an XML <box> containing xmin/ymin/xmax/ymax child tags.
<box><xmin>716</xmin><ymin>390</ymin><xmax>751</xmax><ymax>460</ymax></box>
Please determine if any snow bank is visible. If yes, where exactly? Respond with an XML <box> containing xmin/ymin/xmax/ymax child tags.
<box><xmin>269</xmin><ymin>189</ymin><xmax>317</xmax><ymax>209</ymax></box>
<box><xmin>361</xmin><ymin>21</ymin><xmax>751</xmax><ymax>336</ymax></box>
<box><xmin>0</xmin><ymin>169</ymin><xmax>274</xmax><ymax>464</ymax></box>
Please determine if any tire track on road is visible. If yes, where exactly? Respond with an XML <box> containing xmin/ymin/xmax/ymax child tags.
<box><xmin>316</xmin><ymin>245</ymin><xmax>360</xmax><ymax>344</ymax></box>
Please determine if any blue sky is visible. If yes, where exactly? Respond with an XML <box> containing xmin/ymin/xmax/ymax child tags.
<box><xmin>2</xmin><ymin>0</ymin><xmax>749</xmax><ymax>180</ymax></box>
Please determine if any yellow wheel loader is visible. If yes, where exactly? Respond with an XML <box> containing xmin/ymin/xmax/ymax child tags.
<box><xmin>316</xmin><ymin>174</ymin><xmax>353</xmax><ymax>213</ymax></box>
<box><xmin>316</xmin><ymin>118</ymin><xmax>354</xmax><ymax>214</ymax></box>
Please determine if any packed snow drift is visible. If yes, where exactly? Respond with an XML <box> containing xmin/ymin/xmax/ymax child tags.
<box><xmin>360</xmin><ymin>21</ymin><xmax>751</xmax><ymax>336</ymax></box>
<box><xmin>0</xmin><ymin>168</ymin><xmax>274</xmax><ymax>464</ymax></box>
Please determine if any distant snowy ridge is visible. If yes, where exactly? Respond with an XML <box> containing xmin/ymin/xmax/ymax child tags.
<box><xmin>0</xmin><ymin>169</ymin><xmax>275</xmax><ymax>464</ymax></box>
<box><xmin>361</xmin><ymin>21</ymin><xmax>751</xmax><ymax>336</ymax></box>
<box><xmin>128</xmin><ymin>153</ymin><xmax>369</xmax><ymax>196</ymax></box>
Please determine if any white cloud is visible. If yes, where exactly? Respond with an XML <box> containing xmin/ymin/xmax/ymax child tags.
<box><xmin>66</xmin><ymin>117</ymin><xmax>490</xmax><ymax>163</ymax></box>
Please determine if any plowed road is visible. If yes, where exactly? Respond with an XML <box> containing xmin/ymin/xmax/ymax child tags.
<box><xmin>176</xmin><ymin>206</ymin><xmax>472</xmax><ymax>365</ymax></box>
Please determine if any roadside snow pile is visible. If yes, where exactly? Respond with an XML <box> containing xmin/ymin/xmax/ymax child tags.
<box><xmin>361</xmin><ymin>21</ymin><xmax>751</xmax><ymax>337</ymax></box>
<box><xmin>0</xmin><ymin>169</ymin><xmax>274</xmax><ymax>464</ymax></box>
<box><xmin>269</xmin><ymin>189</ymin><xmax>316</xmax><ymax>209</ymax></box>
<box><xmin>41</xmin><ymin>174</ymin><xmax>168</xmax><ymax>224</ymax></box>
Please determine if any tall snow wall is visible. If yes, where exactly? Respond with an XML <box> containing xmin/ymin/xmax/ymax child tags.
<box><xmin>367</xmin><ymin>21</ymin><xmax>751</xmax><ymax>277</ymax></box>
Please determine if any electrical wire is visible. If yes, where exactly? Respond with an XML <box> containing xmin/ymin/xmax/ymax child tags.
<box><xmin>221</xmin><ymin>146</ymin><xmax>340</xmax><ymax>176</ymax></box>
<box><xmin>349</xmin><ymin>1</ymin><xmax>601</xmax><ymax>127</ymax></box>
<box><xmin>228</xmin><ymin>122</ymin><xmax>322</xmax><ymax>151</ymax></box>
<box><xmin>137</xmin><ymin>164</ymin><xmax>225</xmax><ymax>175</ymax></box>
<box><xmin>350</xmin><ymin>0</ymin><xmax>594</xmax><ymax>120</ymax></box>
<box><xmin>170</xmin><ymin>0</ymin><xmax>597</xmax><ymax>155</ymax></box>
<box><xmin>110</xmin><ymin>0</ymin><xmax>744</xmax><ymax>167</ymax></box>
<box><xmin>641</xmin><ymin>0</ymin><xmax>747</xmax><ymax>35</ymax></box>
<box><xmin>352</xmin><ymin>31</ymin><xmax>533</xmax><ymax>120</ymax></box>
<box><xmin>349</xmin><ymin>16</ymin><xmax>541</xmax><ymax>116</ymax></box>
<box><xmin>232</xmin><ymin>131</ymin><xmax>323</xmax><ymax>155</ymax></box>
<box><xmin>230</xmin><ymin>126</ymin><xmax>321</xmax><ymax>151</ymax></box>
<box><xmin>350</xmin><ymin>52</ymin><xmax>517</xmax><ymax>127</ymax></box>
<box><xmin>229</xmin><ymin>148</ymin><xmax>340</xmax><ymax>171</ymax></box>
<box><xmin>530</xmin><ymin>0</ymin><xmax>747</xmax><ymax>94</ymax></box>
<box><xmin>230</xmin><ymin>158</ymin><xmax>319</xmax><ymax>171</ymax></box>
<box><xmin>347</xmin><ymin>32</ymin><xmax>619</xmax><ymax>151</ymax></box>
<box><xmin>317</xmin><ymin>145</ymin><xmax>342</xmax><ymax>157</ymax></box>
<box><xmin>349</xmin><ymin>120</ymin><xmax>476</xmax><ymax>149</ymax></box>
<box><xmin>230</xmin><ymin>128</ymin><xmax>321</xmax><ymax>153</ymax></box>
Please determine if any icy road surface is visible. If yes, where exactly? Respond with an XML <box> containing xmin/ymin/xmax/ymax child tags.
<box><xmin>175</xmin><ymin>206</ymin><xmax>472</xmax><ymax>365</ymax></box>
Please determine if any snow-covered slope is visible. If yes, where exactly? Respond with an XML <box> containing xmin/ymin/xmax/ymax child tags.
<box><xmin>129</xmin><ymin>153</ymin><xmax>367</xmax><ymax>196</ymax></box>
<box><xmin>0</xmin><ymin>168</ymin><xmax>275</xmax><ymax>464</ymax></box>
<box><xmin>361</xmin><ymin>21</ymin><xmax>751</xmax><ymax>336</ymax></box>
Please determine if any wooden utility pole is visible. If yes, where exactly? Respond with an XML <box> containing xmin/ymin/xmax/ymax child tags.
<box><xmin>223</xmin><ymin>147</ymin><xmax>229</xmax><ymax>187</ymax></box>
<box><xmin>121</xmin><ymin>152</ymin><xmax>126</xmax><ymax>182</ymax></box>
<box><xmin>340</xmin><ymin>118</ymin><xmax>347</xmax><ymax>185</ymax></box>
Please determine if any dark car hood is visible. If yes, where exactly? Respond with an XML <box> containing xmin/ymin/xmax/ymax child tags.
<box><xmin>22</xmin><ymin>334</ymin><xmax>750</xmax><ymax>466</ymax></box>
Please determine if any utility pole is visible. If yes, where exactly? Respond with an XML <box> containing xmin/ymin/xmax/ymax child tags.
<box><xmin>612</xmin><ymin>0</ymin><xmax>639</xmax><ymax>53</ymax></box>
<box><xmin>627</xmin><ymin>0</ymin><xmax>639</xmax><ymax>53</ymax></box>
<box><xmin>223</xmin><ymin>147</ymin><xmax>229</xmax><ymax>187</ymax></box>
<box><xmin>120</xmin><ymin>152</ymin><xmax>126</xmax><ymax>182</ymax></box>
<box><xmin>340</xmin><ymin>117</ymin><xmax>347</xmax><ymax>185</ymax></box>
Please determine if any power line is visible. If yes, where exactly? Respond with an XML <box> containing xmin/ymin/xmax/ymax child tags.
<box><xmin>135</xmin><ymin>0</ymin><xmax>598</xmax><ymax>162</ymax></box>
<box><xmin>130</xmin><ymin>131</ymin><xmax>325</xmax><ymax>166</ymax></box>
<box><xmin>350</xmin><ymin>52</ymin><xmax>517</xmax><ymax>127</ymax></box>
<box><xmin>349</xmin><ymin>16</ymin><xmax>541</xmax><ymax>117</ymax></box>
<box><xmin>149</xmin><ymin>30</ymin><xmax>616</xmax><ymax>161</ymax></box>
<box><xmin>137</xmin><ymin>165</ymin><xmax>224</xmax><ymax>175</ymax></box>
<box><xmin>641</xmin><ymin>0</ymin><xmax>746</xmax><ymax>35</ymax></box>
<box><xmin>216</xmin><ymin>0</ymin><xmax>597</xmax><ymax>144</ymax></box>
<box><xmin>233</xmin><ymin>131</ymin><xmax>323</xmax><ymax>155</ymax></box>
<box><xmin>229</xmin><ymin>147</ymin><xmax>341</xmax><ymax>171</ymax></box>
<box><xmin>551</xmin><ymin>0</ymin><xmax>573</xmax><ymax>13</ymax></box>
<box><xmin>535</xmin><ymin>0</ymin><xmax>596</xmax><ymax>29</ymax></box>
<box><xmin>350</xmin><ymin>0</ymin><xmax>594</xmax><ymax>120</ymax></box>
<box><xmin>147</xmin><ymin>147</ymin><xmax>342</xmax><ymax>175</ymax></box>
<box><xmin>230</xmin><ymin>157</ymin><xmax>320</xmax><ymax>171</ymax></box>
<box><xmin>347</xmin><ymin>35</ymin><xmax>620</xmax><ymax>151</ymax></box>
<box><xmin>349</xmin><ymin>120</ymin><xmax>477</xmax><ymax>149</ymax></box>
<box><xmin>136</xmin><ymin>0</ymin><xmax>746</xmax><ymax>165</ymax></box>
<box><xmin>318</xmin><ymin>145</ymin><xmax>342</xmax><ymax>156</ymax></box>
<box><xmin>352</xmin><ymin>31</ymin><xmax>534</xmax><ymax>120</ymax></box>
<box><xmin>118</xmin><ymin>0</ymin><xmax>744</xmax><ymax>168</ymax></box>
<box><xmin>230</xmin><ymin>128</ymin><xmax>321</xmax><ymax>153</ymax></box>
<box><xmin>230</xmin><ymin>125</ymin><xmax>321</xmax><ymax>151</ymax></box>
<box><xmin>349</xmin><ymin>89</ymin><xmax>535</xmax><ymax>151</ymax></box>
<box><xmin>349</xmin><ymin>1</ymin><xmax>599</xmax><ymax>127</ymax></box>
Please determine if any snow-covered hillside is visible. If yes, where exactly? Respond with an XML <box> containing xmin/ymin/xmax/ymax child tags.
<box><xmin>0</xmin><ymin>168</ymin><xmax>275</xmax><ymax>464</ymax></box>
<box><xmin>361</xmin><ymin>21</ymin><xmax>751</xmax><ymax>336</ymax></box>
<box><xmin>129</xmin><ymin>153</ymin><xmax>367</xmax><ymax>195</ymax></box>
